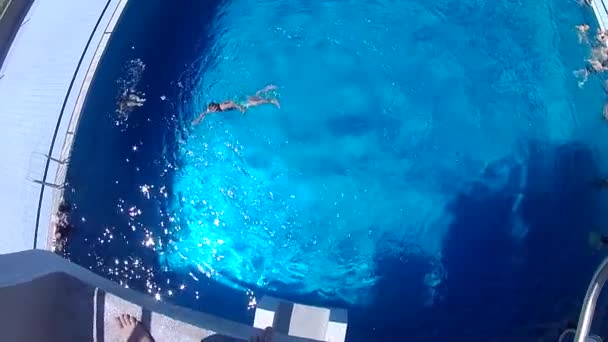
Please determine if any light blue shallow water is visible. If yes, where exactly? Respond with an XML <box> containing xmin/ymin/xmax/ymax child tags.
<box><xmin>159</xmin><ymin>0</ymin><xmax>608</xmax><ymax>305</ymax></box>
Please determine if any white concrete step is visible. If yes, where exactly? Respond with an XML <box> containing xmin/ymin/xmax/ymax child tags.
<box><xmin>254</xmin><ymin>296</ymin><xmax>348</xmax><ymax>342</ymax></box>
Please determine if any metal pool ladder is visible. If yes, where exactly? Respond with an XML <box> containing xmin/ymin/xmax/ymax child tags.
<box><xmin>572</xmin><ymin>257</ymin><xmax>608</xmax><ymax>342</ymax></box>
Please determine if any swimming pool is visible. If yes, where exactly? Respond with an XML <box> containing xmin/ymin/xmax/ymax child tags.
<box><xmin>64</xmin><ymin>0</ymin><xmax>608</xmax><ymax>340</ymax></box>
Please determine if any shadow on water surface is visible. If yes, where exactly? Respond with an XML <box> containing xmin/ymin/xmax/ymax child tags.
<box><xmin>348</xmin><ymin>141</ymin><xmax>608</xmax><ymax>342</ymax></box>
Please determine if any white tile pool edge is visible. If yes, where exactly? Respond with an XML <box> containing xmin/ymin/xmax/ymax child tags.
<box><xmin>591</xmin><ymin>0</ymin><xmax>608</xmax><ymax>30</ymax></box>
<box><xmin>42</xmin><ymin>0</ymin><xmax>130</xmax><ymax>251</ymax></box>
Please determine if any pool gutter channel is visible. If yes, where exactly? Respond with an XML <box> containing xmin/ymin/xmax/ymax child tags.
<box><xmin>44</xmin><ymin>0</ymin><xmax>129</xmax><ymax>252</ymax></box>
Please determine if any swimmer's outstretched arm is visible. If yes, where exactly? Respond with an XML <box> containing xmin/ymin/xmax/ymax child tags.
<box><xmin>192</xmin><ymin>110</ymin><xmax>210</xmax><ymax>125</ymax></box>
<box><xmin>192</xmin><ymin>101</ymin><xmax>246</xmax><ymax>125</ymax></box>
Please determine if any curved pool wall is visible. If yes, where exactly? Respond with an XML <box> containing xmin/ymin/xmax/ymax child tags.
<box><xmin>48</xmin><ymin>0</ymin><xmax>129</xmax><ymax>250</ymax></box>
<box><xmin>0</xmin><ymin>0</ymin><xmax>127</xmax><ymax>254</ymax></box>
<box><xmin>63</xmin><ymin>0</ymin><xmax>608</xmax><ymax>341</ymax></box>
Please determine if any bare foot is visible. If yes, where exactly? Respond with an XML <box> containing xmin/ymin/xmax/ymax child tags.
<box><xmin>115</xmin><ymin>314</ymin><xmax>155</xmax><ymax>342</ymax></box>
<box><xmin>256</xmin><ymin>84</ymin><xmax>278</xmax><ymax>96</ymax></box>
<box><xmin>271</xmin><ymin>98</ymin><xmax>281</xmax><ymax>109</ymax></box>
<box><xmin>250</xmin><ymin>327</ymin><xmax>273</xmax><ymax>342</ymax></box>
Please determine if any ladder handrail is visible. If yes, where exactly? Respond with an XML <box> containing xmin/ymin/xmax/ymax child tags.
<box><xmin>575</xmin><ymin>257</ymin><xmax>608</xmax><ymax>342</ymax></box>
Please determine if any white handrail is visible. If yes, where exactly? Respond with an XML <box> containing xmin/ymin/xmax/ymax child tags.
<box><xmin>574</xmin><ymin>257</ymin><xmax>608</xmax><ymax>342</ymax></box>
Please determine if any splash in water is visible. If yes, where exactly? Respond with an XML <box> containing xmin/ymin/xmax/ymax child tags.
<box><xmin>115</xmin><ymin>58</ymin><xmax>146</xmax><ymax>125</ymax></box>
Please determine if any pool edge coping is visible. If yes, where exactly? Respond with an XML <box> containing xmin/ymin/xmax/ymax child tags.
<box><xmin>45</xmin><ymin>0</ymin><xmax>129</xmax><ymax>252</ymax></box>
<box><xmin>590</xmin><ymin>0</ymin><xmax>608</xmax><ymax>30</ymax></box>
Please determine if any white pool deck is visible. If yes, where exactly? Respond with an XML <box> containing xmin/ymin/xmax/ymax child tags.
<box><xmin>591</xmin><ymin>0</ymin><xmax>608</xmax><ymax>30</ymax></box>
<box><xmin>0</xmin><ymin>0</ymin><xmax>127</xmax><ymax>254</ymax></box>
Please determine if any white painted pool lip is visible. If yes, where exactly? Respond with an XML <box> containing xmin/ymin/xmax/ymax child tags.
<box><xmin>46</xmin><ymin>0</ymin><xmax>130</xmax><ymax>251</ymax></box>
<box><xmin>0</xmin><ymin>0</ymin><xmax>130</xmax><ymax>254</ymax></box>
<box><xmin>590</xmin><ymin>0</ymin><xmax>608</xmax><ymax>30</ymax></box>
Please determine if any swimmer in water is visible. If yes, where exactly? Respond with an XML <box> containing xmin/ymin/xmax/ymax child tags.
<box><xmin>589</xmin><ymin>58</ymin><xmax>608</xmax><ymax>72</ymax></box>
<box><xmin>118</xmin><ymin>91</ymin><xmax>146</xmax><ymax>114</ymax></box>
<box><xmin>592</xmin><ymin>45</ymin><xmax>608</xmax><ymax>63</ymax></box>
<box><xmin>597</xmin><ymin>29</ymin><xmax>608</xmax><ymax>45</ymax></box>
<box><xmin>574</xmin><ymin>57</ymin><xmax>608</xmax><ymax>86</ymax></box>
<box><xmin>574</xmin><ymin>44</ymin><xmax>608</xmax><ymax>86</ymax></box>
<box><xmin>576</xmin><ymin>24</ymin><xmax>590</xmax><ymax>44</ymax></box>
<box><xmin>192</xmin><ymin>85</ymin><xmax>281</xmax><ymax>125</ymax></box>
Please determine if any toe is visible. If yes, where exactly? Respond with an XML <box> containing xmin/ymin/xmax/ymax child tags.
<box><xmin>119</xmin><ymin>314</ymin><xmax>128</xmax><ymax>327</ymax></box>
<box><xmin>126</xmin><ymin>314</ymin><xmax>136</xmax><ymax>326</ymax></box>
<box><xmin>115</xmin><ymin>316</ymin><xmax>124</xmax><ymax>329</ymax></box>
<box><xmin>125</xmin><ymin>314</ymin><xmax>135</xmax><ymax>326</ymax></box>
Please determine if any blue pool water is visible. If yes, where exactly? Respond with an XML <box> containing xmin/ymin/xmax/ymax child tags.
<box><xmin>65</xmin><ymin>0</ymin><xmax>608</xmax><ymax>340</ymax></box>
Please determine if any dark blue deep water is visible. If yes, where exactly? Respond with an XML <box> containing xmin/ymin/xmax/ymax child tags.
<box><xmin>65</xmin><ymin>0</ymin><xmax>608</xmax><ymax>340</ymax></box>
